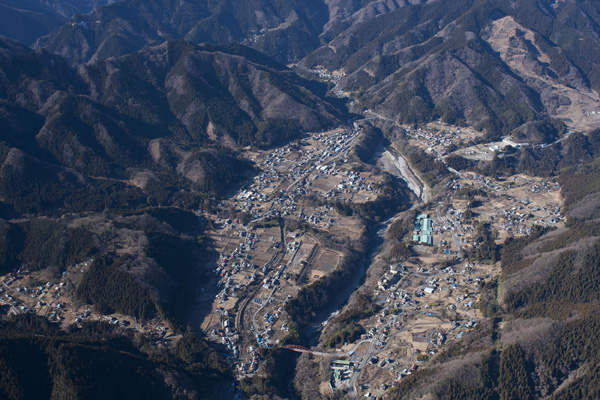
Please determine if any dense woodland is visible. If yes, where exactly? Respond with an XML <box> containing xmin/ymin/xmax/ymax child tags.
<box><xmin>285</xmin><ymin>245</ymin><xmax>366</xmax><ymax>329</ymax></box>
<box><xmin>77</xmin><ymin>256</ymin><xmax>157</xmax><ymax>320</ymax></box>
<box><xmin>322</xmin><ymin>292</ymin><xmax>377</xmax><ymax>348</ymax></box>
<box><xmin>239</xmin><ymin>348</ymin><xmax>300</xmax><ymax>400</ymax></box>
<box><xmin>0</xmin><ymin>314</ymin><xmax>229</xmax><ymax>400</ymax></box>
<box><xmin>0</xmin><ymin>219</ymin><xmax>97</xmax><ymax>274</ymax></box>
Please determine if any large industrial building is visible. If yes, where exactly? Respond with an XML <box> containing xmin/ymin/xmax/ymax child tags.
<box><xmin>413</xmin><ymin>214</ymin><xmax>433</xmax><ymax>246</ymax></box>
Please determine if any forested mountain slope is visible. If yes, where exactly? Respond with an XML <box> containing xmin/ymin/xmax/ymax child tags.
<box><xmin>0</xmin><ymin>36</ymin><xmax>341</xmax><ymax>215</ymax></box>
<box><xmin>303</xmin><ymin>0</ymin><xmax>600</xmax><ymax>137</ymax></box>
<box><xmin>0</xmin><ymin>314</ymin><xmax>230</xmax><ymax>400</ymax></box>
<box><xmin>0</xmin><ymin>36</ymin><xmax>342</xmax><ymax>331</ymax></box>
<box><xmin>33</xmin><ymin>0</ymin><xmax>600</xmax><ymax>139</ymax></box>
<box><xmin>0</xmin><ymin>0</ymin><xmax>117</xmax><ymax>45</ymax></box>
<box><xmin>35</xmin><ymin>0</ymin><xmax>329</xmax><ymax>65</ymax></box>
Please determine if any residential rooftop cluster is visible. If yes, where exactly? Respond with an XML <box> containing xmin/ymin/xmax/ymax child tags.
<box><xmin>403</xmin><ymin>124</ymin><xmax>478</xmax><ymax>159</ymax></box>
<box><xmin>198</xmin><ymin>126</ymin><xmax>386</xmax><ymax>378</ymax></box>
<box><xmin>335</xmin><ymin>256</ymin><xmax>491</xmax><ymax>398</ymax></box>
<box><xmin>0</xmin><ymin>259</ymin><xmax>172</xmax><ymax>341</ymax></box>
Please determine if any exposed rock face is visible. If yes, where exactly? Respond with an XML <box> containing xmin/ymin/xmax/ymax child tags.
<box><xmin>482</xmin><ymin>16</ymin><xmax>600</xmax><ymax>131</ymax></box>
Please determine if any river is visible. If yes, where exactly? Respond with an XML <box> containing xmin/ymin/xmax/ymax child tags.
<box><xmin>304</xmin><ymin>144</ymin><xmax>430</xmax><ymax>344</ymax></box>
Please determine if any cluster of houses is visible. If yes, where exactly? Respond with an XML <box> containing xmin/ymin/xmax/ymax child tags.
<box><xmin>230</xmin><ymin>129</ymin><xmax>361</xmax><ymax>226</ymax></box>
<box><xmin>0</xmin><ymin>262</ymin><xmax>86</xmax><ymax>323</ymax></box>
<box><xmin>204</xmin><ymin>129</ymin><xmax>377</xmax><ymax>377</ymax></box>
<box><xmin>309</xmin><ymin>67</ymin><xmax>345</xmax><ymax>98</ymax></box>
<box><xmin>335</xmin><ymin>241</ymin><xmax>494</xmax><ymax>396</ymax></box>
<box><xmin>1</xmin><ymin>260</ymin><xmax>169</xmax><ymax>340</ymax></box>
<box><xmin>434</xmin><ymin>205</ymin><xmax>476</xmax><ymax>254</ymax></box>
<box><xmin>493</xmin><ymin>197</ymin><xmax>562</xmax><ymax>235</ymax></box>
<box><xmin>404</xmin><ymin>126</ymin><xmax>467</xmax><ymax>157</ymax></box>
<box><xmin>377</xmin><ymin>264</ymin><xmax>404</xmax><ymax>291</ymax></box>
<box><xmin>236</xmin><ymin>346</ymin><xmax>260</xmax><ymax>374</ymax></box>
<box><xmin>445</xmin><ymin>172</ymin><xmax>562</xmax><ymax>239</ymax></box>
<box><xmin>214</xmin><ymin>224</ymin><xmax>262</xmax><ymax>302</ymax></box>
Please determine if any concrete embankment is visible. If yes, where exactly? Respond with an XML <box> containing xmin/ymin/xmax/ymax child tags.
<box><xmin>373</xmin><ymin>145</ymin><xmax>430</xmax><ymax>203</ymax></box>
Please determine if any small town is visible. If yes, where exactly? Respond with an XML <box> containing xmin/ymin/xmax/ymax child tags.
<box><xmin>0</xmin><ymin>114</ymin><xmax>567</xmax><ymax>399</ymax></box>
<box><xmin>185</xmin><ymin>118</ymin><xmax>566</xmax><ymax>398</ymax></box>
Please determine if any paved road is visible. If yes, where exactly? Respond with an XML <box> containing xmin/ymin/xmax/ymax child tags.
<box><xmin>235</xmin><ymin>243</ymin><xmax>283</xmax><ymax>334</ymax></box>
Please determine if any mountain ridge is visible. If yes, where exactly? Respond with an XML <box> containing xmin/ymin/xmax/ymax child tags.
<box><xmin>34</xmin><ymin>0</ymin><xmax>328</xmax><ymax>65</ymax></box>
<box><xmin>0</xmin><ymin>36</ymin><xmax>343</xmax><ymax>215</ymax></box>
<box><xmin>29</xmin><ymin>0</ymin><xmax>600</xmax><ymax>138</ymax></box>
<box><xmin>0</xmin><ymin>0</ymin><xmax>117</xmax><ymax>46</ymax></box>
<box><xmin>302</xmin><ymin>0</ymin><xmax>600</xmax><ymax>136</ymax></box>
